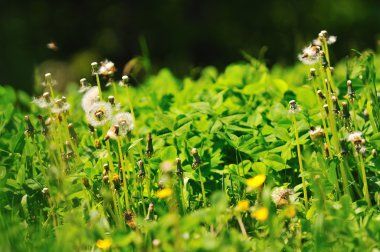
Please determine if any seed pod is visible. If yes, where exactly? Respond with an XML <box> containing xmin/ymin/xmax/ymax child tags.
<box><xmin>145</xmin><ymin>202</ymin><xmax>155</xmax><ymax>221</ymax></box>
<box><xmin>323</xmin><ymin>104</ymin><xmax>329</xmax><ymax>115</ymax></box>
<box><xmin>82</xmin><ymin>177</ymin><xmax>90</xmax><ymax>188</ymax></box>
<box><xmin>88</xmin><ymin>123</ymin><xmax>95</xmax><ymax>135</ymax></box>
<box><xmin>176</xmin><ymin>157</ymin><xmax>183</xmax><ymax>177</ymax></box>
<box><xmin>121</xmin><ymin>75</ymin><xmax>129</xmax><ymax>86</ymax></box>
<box><xmin>124</xmin><ymin>211</ymin><xmax>136</xmax><ymax>229</ymax></box>
<box><xmin>324</xmin><ymin>143</ymin><xmax>329</xmax><ymax>158</ymax></box>
<box><xmin>191</xmin><ymin>148</ymin><xmax>202</xmax><ymax>169</ymax></box>
<box><xmin>137</xmin><ymin>160</ymin><xmax>145</xmax><ymax>178</ymax></box>
<box><xmin>146</xmin><ymin>133</ymin><xmax>154</xmax><ymax>158</ymax></box>
<box><xmin>91</xmin><ymin>62</ymin><xmax>98</xmax><ymax>75</ymax></box>
<box><xmin>94</xmin><ymin>139</ymin><xmax>102</xmax><ymax>149</ymax></box>
<box><xmin>320</xmin><ymin>51</ymin><xmax>328</xmax><ymax>68</ymax></box>
<box><xmin>102</xmin><ymin>175</ymin><xmax>109</xmax><ymax>183</ymax></box>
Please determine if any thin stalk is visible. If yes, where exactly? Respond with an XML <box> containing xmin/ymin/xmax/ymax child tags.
<box><xmin>236</xmin><ymin>215</ymin><xmax>247</xmax><ymax>237</ymax></box>
<box><xmin>198</xmin><ymin>165</ymin><xmax>207</xmax><ymax>207</ymax></box>
<box><xmin>292</xmin><ymin>114</ymin><xmax>308</xmax><ymax>209</ymax></box>
<box><xmin>117</xmin><ymin>138</ymin><xmax>131</xmax><ymax>211</ymax></box>
<box><xmin>358</xmin><ymin>155</ymin><xmax>371</xmax><ymax>206</ymax></box>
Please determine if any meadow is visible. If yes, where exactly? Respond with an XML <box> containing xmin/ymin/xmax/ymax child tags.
<box><xmin>0</xmin><ymin>31</ymin><xmax>379</xmax><ymax>251</ymax></box>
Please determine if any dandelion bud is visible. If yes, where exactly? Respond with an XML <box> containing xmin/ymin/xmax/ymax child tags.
<box><xmin>342</xmin><ymin>102</ymin><xmax>350</xmax><ymax>119</ymax></box>
<box><xmin>91</xmin><ymin>62</ymin><xmax>98</xmax><ymax>74</ymax></box>
<box><xmin>112</xmin><ymin>174</ymin><xmax>121</xmax><ymax>190</ymax></box>
<box><xmin>324</xmin><ymin>143</ymin><xmax>329</xmax><ymax>158</ymax></box>
<box><xmin>372</xmin><ymin>149</ymin><xmax>377</xmax><ymax>157</ymax></box>
<box><xmin>317</xmin><ymin>90</ymin><xmax>326</xmax><ymax>100</ymax></box>
<box><xmin>24</xmin><ymin>115</ymin><xmax>34</xmax><ymax>137</ymax></box>
<box><xmin>310</xmin><ymin>68</ymin><xmax>316</xmax><ymax>78</ymax></box>
<box><xmin>137</xmin><ymin>160</ymin><xmax>145</xmax><ymax>178</ymax></box>
<box><xmin>340</xmin><ymin>139</ymin><xmax>348</xmax><ymax>155</ymax></box>
<box><xmin>191</xmin><ymin>148</ymin><xmax>202</xmax><ymax>169</ymax></box>
<box><xmin>346</xmin><ymin>80</ymin><xmax>355</xmax><ymax>99</ymax></box>
<box><xmin>176</xmin><ymin>157</ymin><xmax>183</xmax><ymax>177</ymax></box>
<box><xmin>124</xmin><ymin>211</ymin><xmax>136</xmax><ymax>229</ymax></box>
<box><xmin>146</xmin><ymin>202</ymin><xmax>155</xmax><ymax>221</ymax></box>
<box><xmin>108</xmin><ymin>96</ymin><xmax>115</xmax><ymax>106</ymax></box>
<box><xmin>332</xmin><ymin>96</ymin><xmax>340</xmax><ymax>114</ymax></box>
<box><xmin>146</xmin><ymin>133</ymin><xmax>154</xmax><ymax>157</ymax></box>
<box><xmin>323</xmin><ymin>104</ymin><xmax>329</xmax><ymax>115</ymax></box>
<box><xmin>38</xmin><ymin>115</ymin><xmax>49</xmax><ymax>136</ymax></box>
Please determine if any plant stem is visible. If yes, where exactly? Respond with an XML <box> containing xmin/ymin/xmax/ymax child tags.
<box><xmin>198</xmin><ymin>165</ymin><xmax>207</xmax><ymax>207</ymax></box>
<box><xmin>292</xmin><ymin>114</ymin><xmax>308</xmax><ymax>210</ymax></box>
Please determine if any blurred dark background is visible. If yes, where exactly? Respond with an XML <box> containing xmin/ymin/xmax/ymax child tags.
<box><xmin>1</xmin><ymin>0</ymin><xmax>380</xmax><ymax>93</ymax></box>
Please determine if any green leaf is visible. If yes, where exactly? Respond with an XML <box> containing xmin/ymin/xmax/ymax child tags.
<box><xmin>160</xmin><ymin>146</ymin><xmax>177</xmax><ymax>161</ymax></box>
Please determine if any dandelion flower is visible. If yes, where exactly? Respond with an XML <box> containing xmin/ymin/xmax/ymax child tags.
<box><xmin>96</xmin><ymin>239</ymin><xmax>112</xmax><ymax>250</ymax></box>
<box><xmin>236</xmin><ymin>200</ymin><xmax>250</xmax><ymax>212</ymax></box>
<box><xmin>251</xmin><ymin>207</ymin><xmax>269</xmax><ymax>222</ymax></box>
<box><xmin>32</xmin><ymin>92</ymin><xmax>53</xmax><ymax>109</ymax></box>
<box><xmin>298</xmin><ymin>44</ymin><xmax>321</xmax><ymax>65</ymax></box>
<box><xmin>285</xmin><ymin>205</ymin><xmax>296</xmax><ymax>218</ymax></box>
<box><xmin>246</xmin><ymin>174</ymin><xmax>266</xmax><ymax>189</ymax></box>
<box><xmin>82</xmin><ymin>86</ymin><xmax>100</xmax><ymax>112</ymax></box>
<box><xmin>156</xmin><ymin>188</ymin><xmax>173</xmax><ymax>199</ymax></box>
<box><xmin>86</xmin><ymin>102</ymin><xmax>113</xmax><ymax>127</ymax></box>
<box><xmin>112</xmin><ymin>112</ymin><xmax>134</xmax><ymax>135</ymax></box>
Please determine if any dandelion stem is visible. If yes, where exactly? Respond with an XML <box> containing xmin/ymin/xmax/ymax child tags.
<box><xmin>292</xmin><ymin>114</ymin><xmax>308</xmax><ymax>209</ymax></box>
<box><xmin>198</xmin><ymin>164</ymin><xmax>207</xmax><ymax>207</ymax></box>
<box><xmin>358</xmin><ymin>155</ymin><xmax>371</xmax><ymax>206</ymax></box>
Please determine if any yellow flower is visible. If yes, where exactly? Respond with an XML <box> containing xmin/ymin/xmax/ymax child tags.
<box><xmin>285</xmin><ymin>205</ymin><xmax>296</xmax><ymax>218</ymax></box>
<box><xmin>236</xmin><ymin>200</ymin><xmax>250</xmax><ymax>212</ymax></box>
<box><xmin>251</xmin><ymin>207</ymin><xmax>269</xmax><ymax>222</ymax></box>
<box><xmin>96</xmin><ymin>239</ymin><xmax>112</xmax><ymax>250</ymax></box>
<box><xmin>156</xmin><ymin>188</ymin><xmax>173</xmax><ymax>199</ymax></box>
<box><xmin>246</xmin><ymin>174</ymin><xmax>266</xmax><ymax>189</ymax></box>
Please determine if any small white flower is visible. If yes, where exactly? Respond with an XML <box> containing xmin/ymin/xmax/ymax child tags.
<box><xmin>32</xmin><ymin>92</ymin><xmax>53</xmax><ymax>109</ymax></box>
<box><xmin>112</xmin><ymin>112</ymin><xmax>134</xmax><ymax>135</ymax></box>
<box><xmin>82</xmin><ymin>86</ymin><xmax>100</xmax><ymax>112</ymax></box>
<box><xmin>86</xmin><ymin>102</ymin><xmax>113</xmax><ymax>127</ymax></box>
<box><xmin>298</xmin><ymin>45</ymin><xmax>321</xmax><ymax>65</ymax></box>
<box><xmin>347</xmin><ymin>131</ymin><xmax>363</xmax><ymax>144</ymax></box>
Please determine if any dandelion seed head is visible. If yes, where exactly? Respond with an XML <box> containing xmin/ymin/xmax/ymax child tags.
<box><xmin>98</xmin><ymin>59</ymin><xmax>116</xmax><ymax>76</ymax></box>
<box><xmin>81</xmin><ymin>86</ymin><xmax>100</xmax><ymax>112</ymax></box>
<box><xmin>51</xmin><ymin>98</ymin><xmax>70</xmax><ymax>114</ymax></box>
<box><xmin>271</xmin><ymin>187</ymin><xmax>294</xmax><ymax>206</ymax></box>
<box><xmin>347</xmin><ymin>131</ymin><xmax>363</xmax><ymax>144</ymax></box>
<box><xmin>298</xmin><ymin>45</ymin><xmax>321</xmax><ymax>65</ymax></box>
<box><xmin>309</xmin><ymin>126</ymin><xmax>324</xmax><ymax>141</ymax></box>
<box><xmin>112</xmin><ymin>112</ymin><xmax>134</xmax><ymax>135</ymax></box>
<box><xmin>32</xmin><ymin>92</ymin><xmax>53</xmax><ymax>109</ymax></box>
<box><xmin>86</xmin><ymin>101</ymin><xmax>113</xmax><ymax>127</ymax></box>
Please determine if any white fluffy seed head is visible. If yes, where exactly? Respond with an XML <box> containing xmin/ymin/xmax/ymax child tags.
<box><xmin>112</xmin><ymin>112</ymin><xmax>134</xmax><ymax>135</ymax></box>
<box><xmin>81</xmin><ymin>86</ymin><xmax>99</xmax><ymax>112</ymax></box>
<box><xmin>51</xmin><ymin>98</ymin><xmax>71</xmax><ymax>114</ymax></box>
<box><xmin>86</xmin><ymin>102</ymin><xmax>113</xmax><ymax>127</ymax></box>
<box><xmin>347</xmin><ymin>131</ymin><xmax>363</xmax><ymax>144</ymax></box>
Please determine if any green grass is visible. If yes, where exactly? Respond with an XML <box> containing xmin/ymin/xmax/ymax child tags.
<box><xmin>0</xmin><ymin>34</ymin><xmax>380</xmax><ymax>252</ymax></box>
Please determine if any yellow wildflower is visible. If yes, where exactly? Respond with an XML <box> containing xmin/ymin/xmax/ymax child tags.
<box><xmin>96</xmin><ymin>239</ymin><xmax>112</xmax><ymax>250</ymax></box>
<box><xmin>251</xmin><ymin>207</ymin><xmax>269</xmax><ymax>222</ymax></box>
<box><xmin>246</xmin><ymin>174</ymin><xmax>266</xmax><ymax>189</ymax></box>
<box><xmin>285</xmin><ymin>205</ymin><xmax>296</xmax><ymax>218</ymax></box>
<box><xmin>156</xmin><ymin>188</ymin><xmax>173</xmax><ymax>199</ymax></box>
<box><xmin>236</xmin><ymin>200</ymin><xmax>250</xmax><ymax>212</ymax></box>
